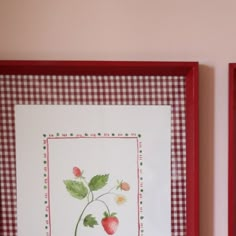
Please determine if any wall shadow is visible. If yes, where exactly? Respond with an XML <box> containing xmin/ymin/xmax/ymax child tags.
<box><xmin>199</xmin><ymin>64</ymin><xmax>215</xmax><ymax>236</ymax></box>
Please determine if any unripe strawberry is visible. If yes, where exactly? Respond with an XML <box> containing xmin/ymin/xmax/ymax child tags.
<box><xmin>73</xmin><ymin>166</ymin><xmax>82</xmax><ymax>177</ymax></box>
<box><xmin>120</xmin><ymin>181</ymin><xmax>130</xmax><ymax>191</ymax></box>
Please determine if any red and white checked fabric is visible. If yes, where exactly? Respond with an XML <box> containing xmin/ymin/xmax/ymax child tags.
<box><xmin>0</xmin><ymin>75</ymin><xmax>186</xmax><ymax>236</ymax></box>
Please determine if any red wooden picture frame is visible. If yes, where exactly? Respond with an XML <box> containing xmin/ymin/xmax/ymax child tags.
<box><xmin>229</xmin><ymin>63</ymin><xmax>236</xmax><ymax>236</ymax></box>
<box><xmin>0</xmin><ymin>61</ymin><xmax>199</xmax><ymax>236</ymax></box>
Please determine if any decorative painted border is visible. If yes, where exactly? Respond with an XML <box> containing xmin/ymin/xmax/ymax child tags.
<box><xmin>42</xmin><ymin>132</ymin><xmax>143</xmax><ymax>236</ymax></box>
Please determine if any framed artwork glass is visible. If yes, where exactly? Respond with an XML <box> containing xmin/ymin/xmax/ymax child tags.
<box><xmin>0</xmin><ymin>61</ymin><xmax>199</xmax><ymax>236</ymax></box>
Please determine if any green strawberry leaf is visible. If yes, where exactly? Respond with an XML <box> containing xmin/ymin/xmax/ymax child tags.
<box><xmin>63</xmin><ymin>180</ymin><xmax>88</xmax><ymax>200</ymax></box>
<box><xmin>110</xmin><ymin>212</ymin><xmax>117</xmax><ymax>217</ymax></box>
<box><xmin>103</xmin><ymin>211</ymin><xmax>109</xmax><ymax>218</ymax></box>
<box><xmin>103</xmin><ymin>211</ymin><xmax>117</xmax><ymax>218</ymax></box>
<box><xmin>83</xmin><ymin>214</ymin><xmax>98</xmax><ymax>228</ymax></box>
<box><xmin>88</xmin><ymin>174</ymin><xmax>109</xmax><ymax>191</ymax></box>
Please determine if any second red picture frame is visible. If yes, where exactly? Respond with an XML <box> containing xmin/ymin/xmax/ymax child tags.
<box><xmin>229</xmin><ymin>63</ymin><xmax>236</xmax><ymax>236</ymax></box>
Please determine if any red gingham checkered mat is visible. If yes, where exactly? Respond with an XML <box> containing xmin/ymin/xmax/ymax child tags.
<box><xmin>0</xmin><ymin>75</ymin><xmax>186</xmax><ymax>236</ymax></box>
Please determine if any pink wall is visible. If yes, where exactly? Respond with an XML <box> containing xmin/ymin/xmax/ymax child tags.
<box><xmin>1</xmin><ymin>1</ymin><xmax>235</xmax><ymax>235</ymax></box>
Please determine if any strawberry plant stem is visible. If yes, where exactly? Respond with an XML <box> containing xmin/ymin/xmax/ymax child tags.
<box><xmin>83</xmin><ymin>178</ymin><xmax>94</xmax><ymax>202</ymax></box>
<box><xmin>74</xmin><ymin>198</ymin><xmax>111</xmax><ymax>236</ymax></box>
<box><xmin>95</xmin><ymin>186</ymin><xmax>116</xmax><ymax>200</ymax></box>
<box><xmin>74</xmin><ymin>202</ymin><xmax>90</xmax><ymax>236</ymax></box>
<box><xmin>95</xmin><ymin>199</ymin><xmax>110</xmax><ymax>215</ymax></box>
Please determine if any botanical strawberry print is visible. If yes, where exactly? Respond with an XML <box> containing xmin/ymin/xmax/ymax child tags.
<box><xmin>64</xmin><ymin>167</ymin><xmax>130</xmax><ymax>235</ymax></box>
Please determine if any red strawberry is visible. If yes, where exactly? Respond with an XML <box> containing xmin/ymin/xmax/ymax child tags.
<box><xmin>73</xmin><ymin>166</ymin><xmax>82</xmax><ymax>177</ymax></box>
<box><xmin>101</xmin><ymin>212</ymin><xmax>119</xmax><ymax>235</ymax></box>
